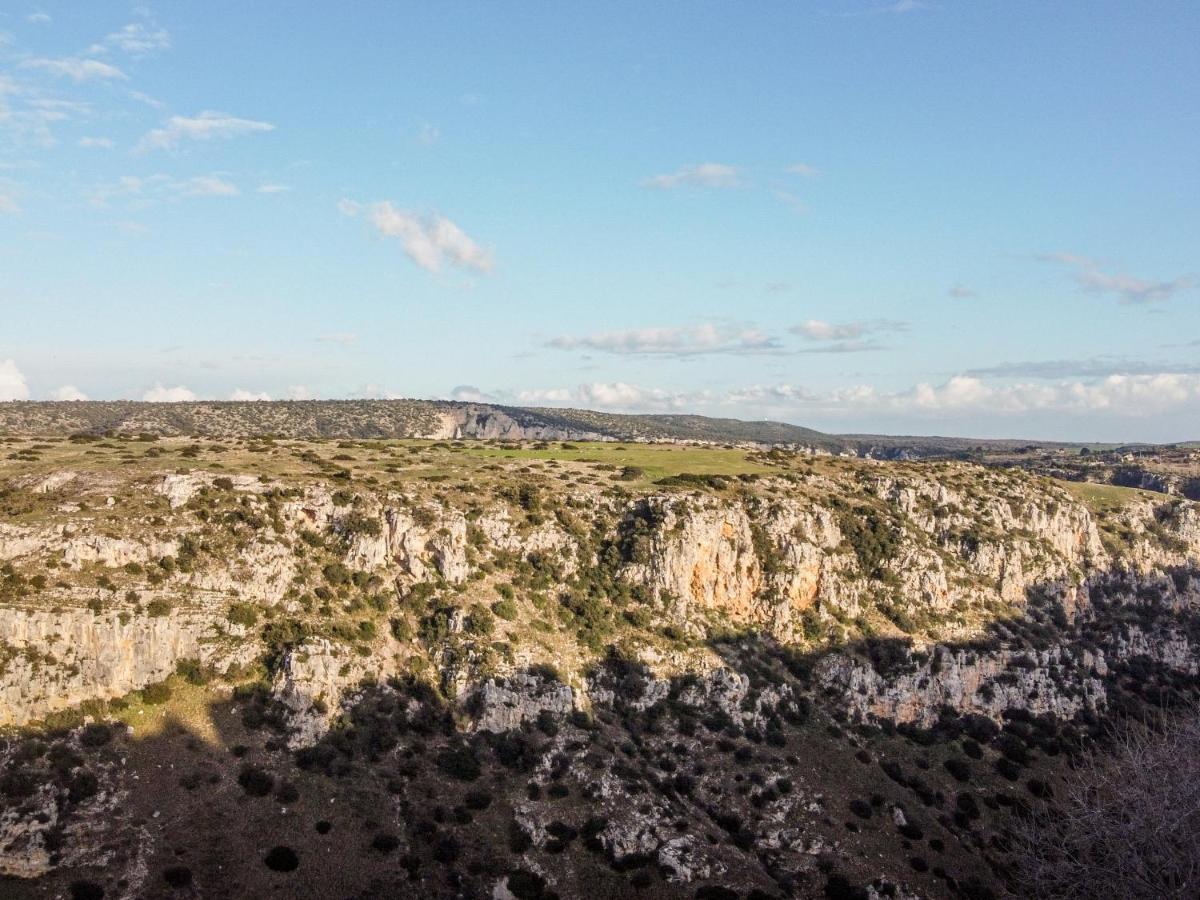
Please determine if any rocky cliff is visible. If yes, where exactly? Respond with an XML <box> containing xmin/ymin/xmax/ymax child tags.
<box><xmin>1</xmin><ymin>437</ymin><xmax>1198</xmax><ymax>897</ymax></box>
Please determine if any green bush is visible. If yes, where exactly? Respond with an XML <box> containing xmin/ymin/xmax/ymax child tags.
<box><xmin>492</xmin><ymin>599</ymin><xmax>519</xmax><ymax>621</ymax></box>
<box><xmin>141</xmin><ymin>681</ymin><xmax>172</xmax><ymax>705</ymax></box>
<box><xmin>227</xmin><ymin>602</ymin><xmax>259</xmax><ymax>627</ymax></box>
<box><xmin>466</xmin><ymin>605</ymin><xmax>495</xmax><ymax>636</ymax></box>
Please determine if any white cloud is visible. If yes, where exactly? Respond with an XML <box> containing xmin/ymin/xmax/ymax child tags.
<box><xmin>341</xmin><ymin>200</ymin><xmax>493</xmax><ymax>274</ymax></box>
<box><xmin>255</xmin><ymin>183</ymin><xmax>291</xmax><ymax>194</ymax></box>
<box><xmin>286</xmin><ymin>385</ymin><xmax>313</xmax><ymax>400</ymax></box>
<box><xmin>790</xmin><ymin>319</ymin><xmax>907</xmax><ymax>352</ymax></box>
<box><xmin>784</xmin><ymin>163</ymin><xmax>818</xmax><ymax>177</ymax></box>
<box><xmin>143</xmin><ymin>384</ymin><xmax>197</xmax><ymax>402</ymax></box>
<box><xmin>854</xmin><ymin>374</ymin><xmax>1200</xmax><ymax>417</ymax></box>
<box><xmin>317</xmin><ymin>333</ymin><xmax>357</xmax><ymax>347</ymax></box>
<box><xmin>449</xmin><ymin>385</ymin><xmax>498</xmax><ymax>403</ymax></box>
<box><xmin>230</xmin><ymin>388</ymin><xmax>270</xmax><ymax>401</ymax></box>
<box><xmin>182</xmin><ymin>175</ymin><xmax>239</xmax><ymax>197</ymax></box>
<box><xmin>129</xmin><ymin>90</ymin><xmax>165</xmax><ymax>110</ymax></box>
<box><xmin>642</xmin><ymin>163</ymin><xmax>743</xmax><ymax>190</ymax></box>
<box><xmin>27</xmin><ymin>12</ymin><xmax>52</xmax><ymax>25</ymax></box>
<box><xmin>0</xmin><ymin>359</ymin><xmax>30</xmax><ymax>401</ymax></box>
<box><xmin>51</xmin><ymin>385</ymin><xmax>87</xmax><ymax>401</ymax></box>
<box><xmin>87</xmin><ymin>22</ymin><xmax>170</xmax><ymax>56</ymax></box>
<box><xmin>137</xmin><ymin>111</ymin><xmax>275</xmax><ymax>152</ymax></box>
<box><xmin>79</xmin><ymin>136</ymin><xmax>115</xmax><ymax>149</ymax></box>
<box><xmin>948</xmin><ymin>284</ymin><xmax>977</xmax><ymax>299</ymax></box>
<box><xmin>0</xmin><ymin>192</ymin><xmax>19</xmax><ymax>214</ymax></box>
<box><xmin>21</xmin><ymin>57</ymin><xmax>127</xmax><ymax>82</ymax></box>
<box><xmin>511</xmin><ymin>371</ymin><xmax>1200</xmax><ymax>421</ymax></box>
<box><xmin>1039</xmin><ymin>251</ymin><xmax>1196</xmax><ymax>305</ymax></box>
<box><xmin>547</xmin><ymin>323</ymin><xmax>783</xmax><ymax>357</ymax></box>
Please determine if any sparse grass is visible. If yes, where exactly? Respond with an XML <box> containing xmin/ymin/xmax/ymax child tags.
<box><xmin>1056</xmin><ymin>479</ymin><xmax>1157</xmax><ymax>513</ymax></box>
<box><xmin>463</xmin><ymin>441</ymin><xmax>771</xmax><ymax>484</ymax></box>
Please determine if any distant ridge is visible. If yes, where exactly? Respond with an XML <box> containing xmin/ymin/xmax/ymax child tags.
<box><xmin>0</xmin><ymin>399</ymin><xmax>1142</xmax><ymax>456</ymax></box>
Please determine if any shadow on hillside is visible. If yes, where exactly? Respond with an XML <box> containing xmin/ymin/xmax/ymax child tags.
<box><xmin>3</xmin><ymin>562</ymin><xmax>1199</xmax><ymax>900</ymax></box>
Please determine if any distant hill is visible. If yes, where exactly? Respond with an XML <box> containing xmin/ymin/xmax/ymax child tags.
<box><xmin>0</xmin><ymin>399</ymin><xmax>1147</xmax><ymax>456</ymax></box>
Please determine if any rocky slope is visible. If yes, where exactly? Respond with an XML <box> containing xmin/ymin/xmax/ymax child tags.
<box><xmin>0</xmin><ymin>435</ymin><xmax>1197</xmax><ymax>898</ymax></box>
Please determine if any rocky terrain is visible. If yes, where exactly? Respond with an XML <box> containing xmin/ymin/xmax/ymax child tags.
<box><xmin>0</xmin><ymin>431</ymin><xmax>1197</xmax><ymax>899</ymax></box>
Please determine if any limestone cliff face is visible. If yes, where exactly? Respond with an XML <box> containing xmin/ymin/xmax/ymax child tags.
<box><xmin>270</xmin><ymin>637</ymin><xmax>388</xmax><ymax>747</ymax></box>
<box><xmin>472</xmin><ymin>674</ymin><xmax>575</xmax><ymax>733</ymax></box>
<box><xmin>432</xmin><ymin>405</ymin><xmax>613</xmax><ymax>442</ymax></box>
<box><xmin>0</xmin><ymin>604</ymin><xmax>253</xmax><ymax>726</ymax></box>
<box><xmin>344</xmin><ymin>507</ymin><xmax>470</xmax><ymax>584</ymax></box>
<box><xmin>815</xmin><ymin>645</ymin><xmax>1108</xmax><ymax>726</ymax></box>
<box><xmin>2</xmin><ymin>459</ymin><xmax>1198</xmax><ymax>740</ymax></box>
<box><xmin>623</xmin><ymin>500</ymin><xmax>765</xmax><ymax>623</ymax></box>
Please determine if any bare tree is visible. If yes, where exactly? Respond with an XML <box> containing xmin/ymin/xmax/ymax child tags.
<box><xmin>1011</xmin><ymin>712</ymin><xmax>1200</xmax><ymax>899</ymax></box>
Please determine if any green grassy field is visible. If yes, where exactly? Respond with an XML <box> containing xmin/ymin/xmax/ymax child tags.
<box><xmin>1057</xmin><ymin>478</ymin><xmax>1159</xmax><ymax>513</ymax></box>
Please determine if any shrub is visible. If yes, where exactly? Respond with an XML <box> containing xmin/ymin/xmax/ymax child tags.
<box><xmin>146</xmin><ymin>599</ymin><xmax>172</xmax><ymax>617</ymax></box>
<box><xmin>436</xmin><ymin>745</ymin><xmax>481</xmax><ymax>781</ymax></box>
<box><xmin>492</xmin><ymin>599</ymin><xmax>519</xmax><ymax>621</ymax></box>
<box><xmin>163</xmin><ymin>866</ymin><xmax>192</xmax><ymax>888</ymax></box>
<box><xmin>848</xmin><ymin>799</ymin><xmax>873</xmax><ymax>819</ymax></box>
<box><xmin>79</xmin><ymin>723</ymin><xmax>112</xmax><ymax>748</ymax></box>
<box><xmin>141</xmin><ymin>681</ymin><xmax>172</xmax><ymax>705</ymax></box>
<box><xmin>227</xmin><ymin>602</ymin><xmax>259</xmax><ymax>627</ymax></box>
<box><xmin>322</xmin><ymin>563</ymin><xmax>351</xmax><ymax>585</ymax></box>
<box><xmin>944</xmin><ymin>757</ymin><xmax>972</xmax><ymax>783</ymax></box>
<box><xmin>238</xmin><ymin>764</ymin><xmax>275</xmax><ymax>797</ymax></box>
<box><xmin>465</xmin><ymin>605</ymin><xmax>495</xmax><ymax>636</ymax></box>
<box><xmin>263</xmin><ymin>846</ymin><xmax>299</xmax><ymax>872</ymax></box>
<box><xmin>371</xmin><ymin>832</ymin><xmax>400</xmax><ymax>853</ymax></box>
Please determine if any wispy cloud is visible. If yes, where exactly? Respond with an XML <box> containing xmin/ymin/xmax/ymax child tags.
<box><xmin>27</xmin><ymin>12</ymin><xmax>52</xmax><ymax>25</ymax></box>
<box><xmin>137</xmin><ymin>111</ymin><xmax>275</xmax><ymax>152</ymax></box>
<box><xmin>183</xmin><ymin>175</ymin><xmax>239</xmax><ymax>197</ymax></box>
<box><xmin>0</xmin><ymin>191</ymin><xmax>19</xmax><ymax>214</ymax></box>
<box><xmin>255</xmin><ymin>183</ymin><xmax>291</xmax><ymax>194</ymax></box>
<box><xmin>547</xmin><ymin>323</ymin><xmax>784</xmax><ymax>357</ymax></box>
<box><xmin>642</xmin><ymin>163</ymin><xmax>743</xmax><ymax>190</ymax></box>
<box><xmin>1039</xmin><ymin>251</ymin><xmax>1196</xmax><ymax>305</ymax></box>
<box><xmin>966</xmin><ymin>357</ymin><xmax>1200</xmax><ymax>379</ymax></box>
<box><xmin>947</xmin><ymin>284</ymin><xmax>977</xmax><ymax>299</ymax></box>
<box><xmin>88</xmin><ymin>173</ymin><xmax>241</xmax><ymax>206</ymax></box>
<box><xmin>790</xmin><ymin>318</ymin><xmax>907</xmax><ymax>352</ymax></box>
<box><xmin>340</xmin><ymin>199</ymin><xmax>493</xmax><ymax>274</ymax></box>
<box><xmin>78</xmin><ymin>136</ymin><xmax>115</xmax><ymax>149</ymax></box>
<box><xmin>317</xmin><ymin>333</ymin><xmax>357</xmax><ymax>347</ymax></box>
<box><xmin>20</xmin><ymin>57</ymin><xmax>127</xmax><ymax>82</ymax></box>
<box><xmin>784</xmin><ymin>163</ymin><xmax>819</xmax><ymax>177</ymax></box>
<box><xmin>448</xmin><ymin>385</ymin><xmax>498</xmax><ymax>403</ymax></box>
<box><xmin>87</xmin><ymin>22</ymin><xmax>171</xmax><ymax>56</ymax></box>
<box><xmin>230</xmin><ymin>388</ymin><xmax>270</xmax><ymax>401</ymax></box>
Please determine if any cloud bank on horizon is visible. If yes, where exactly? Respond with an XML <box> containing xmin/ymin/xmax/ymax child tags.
<box><xmin>0</xmin><ymin>3</ymin><xmax>1197</xmax><ymax>442</ymax></box>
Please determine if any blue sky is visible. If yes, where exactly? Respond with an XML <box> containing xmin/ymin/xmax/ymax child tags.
<box><xmin>1</xmin><ymin>2</ymin><xmax>1197</xmax><ymax>441</ymax></box>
